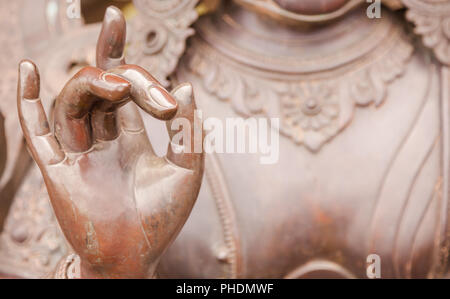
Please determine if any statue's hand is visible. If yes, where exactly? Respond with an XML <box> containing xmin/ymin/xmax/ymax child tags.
<box><xmin>17</xmin><ymin>6</ymin><xmax>204</xmax><ymax>278</ymax></box>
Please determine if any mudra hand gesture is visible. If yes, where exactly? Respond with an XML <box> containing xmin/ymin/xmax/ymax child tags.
<box><xmin>17</xmin><ymin>6</ymin><xmax>204</xmax><ymax>278</ymax></box>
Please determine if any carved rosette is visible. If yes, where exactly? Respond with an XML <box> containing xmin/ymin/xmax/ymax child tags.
<box><xmin>126</xmin><ymin>0</ymin><xmax>200</xmax><ymax>87</ymax></box>
<box><xmin>279</xmin><ymin>82</ymin><xmax>340</xmax><ymax>148</ymax></box>
<box><xmin>277</xmin><ymin>36</ymin><xmax>412</xmax><ymax>151</ymax></box>
<box><xmin>183</xmin><ymin>10</ymin><xmax>414</xmax><ymax>151</ymax></box>
<box><xmin>403</xmin><ymin>0</ymin><xmax>450</xmax><ymax>65</ymax></box>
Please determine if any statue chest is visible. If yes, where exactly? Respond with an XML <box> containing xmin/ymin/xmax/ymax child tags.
<box><xmin>159</xmin><ymin>30</ymin><xmax>449</xmax><ymax>277</ymax></box>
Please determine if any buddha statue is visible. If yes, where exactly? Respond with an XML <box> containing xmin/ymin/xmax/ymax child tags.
<box><xmin>0</xmin><ymin>0</ymin><xmax>449</xmax><ymax>278</ymax></box>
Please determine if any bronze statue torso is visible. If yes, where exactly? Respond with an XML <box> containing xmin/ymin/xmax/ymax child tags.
<box><xmin>158</xmin><ymin>3</ymin><xmax>449</xmax><ymax>278</ymax></box>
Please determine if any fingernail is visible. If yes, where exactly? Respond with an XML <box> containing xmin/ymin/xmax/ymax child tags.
<box><xmin>104</xmin><ymin>6</ymin><xmax>123</xmax><ymax>22</ymax></box>
<box><xmin>172</xmin><ymin>83</ymin><xmax>193</xmax><ymax>105</ymax></box>
<box><xmin>102</xmin><ymin>73</ymin><xmax>130</xmax><ymax>93</ymax></box>
<box><xmin>149</xmin><ymin>85</ymin><xmax>177</xmax><ymax>109</ymax></box>
<box><xmin>102</xmin><ymin>73</ymin><xmax>128</xmax><ymax>84</ymax></box>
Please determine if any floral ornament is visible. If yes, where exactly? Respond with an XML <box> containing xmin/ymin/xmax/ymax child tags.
<box><xmin>280</xmin><ymin>82</ymin><xmax>340</xmax><ymax>151</ymax></box>
<box><xmin>183</xmin><ymin>6</ymin><xmax>413</xmax><ymax>153</ymax></box>
<box><xmin>403</xmin><ymin>0</ymin><xmax>450</xmax><ymax>65</ymax></box>
<box><xmin>127</xmin><ymin>0</ymin><xmax>199</xmax><ymax>87</ymax></box>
